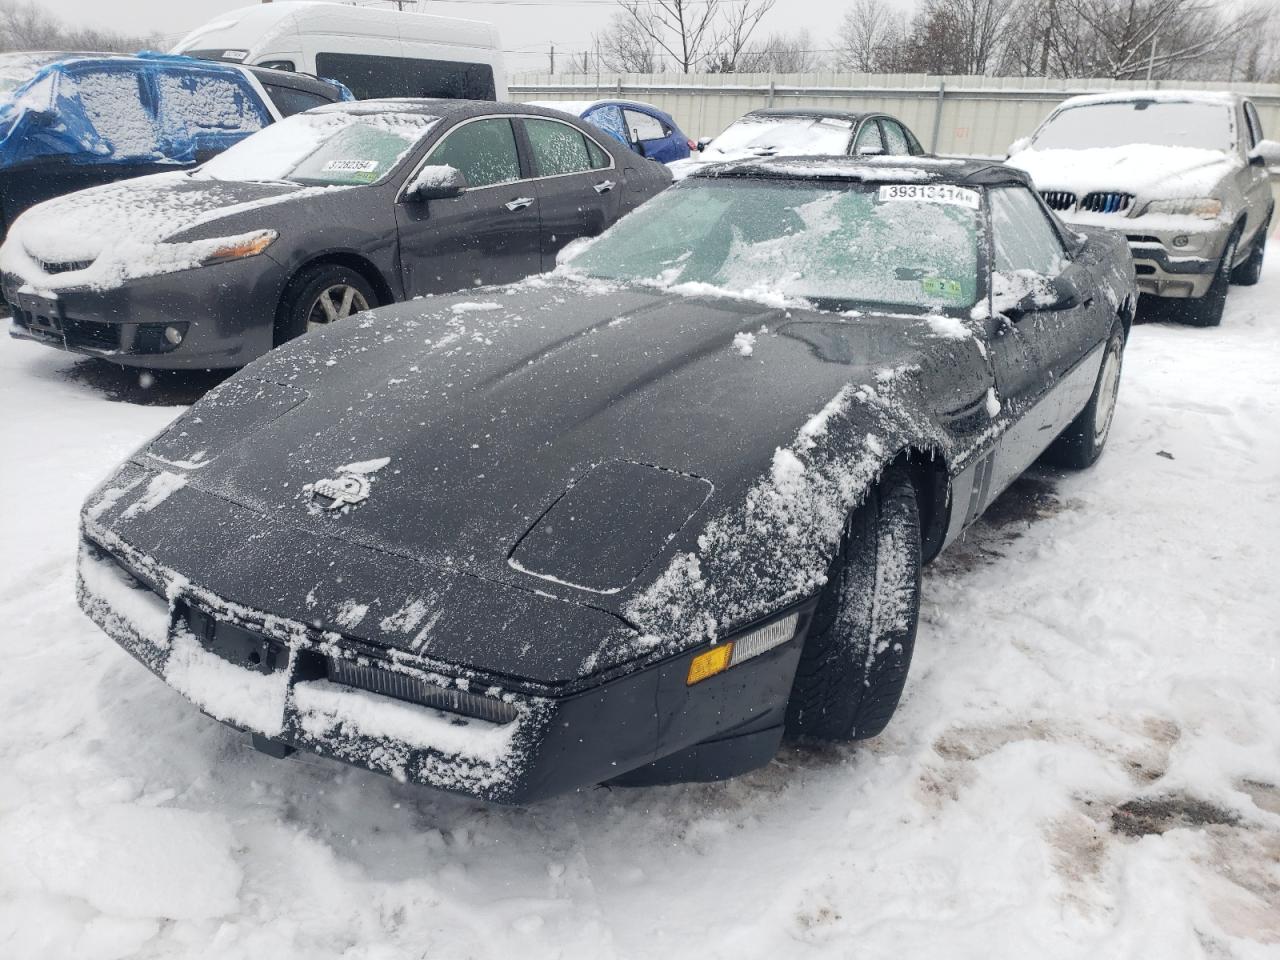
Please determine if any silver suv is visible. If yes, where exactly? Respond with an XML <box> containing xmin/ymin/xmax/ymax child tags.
<box><xmin>1007</xmin><ymin>91</ymin><xmax>1279</xmax><ymax>326</ymax></box>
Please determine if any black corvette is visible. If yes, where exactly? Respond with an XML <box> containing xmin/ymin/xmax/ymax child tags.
<box><xmin>77</xmin><ymin>156</ymin><xmax>1136</xmax><ymax>802</ymax></box>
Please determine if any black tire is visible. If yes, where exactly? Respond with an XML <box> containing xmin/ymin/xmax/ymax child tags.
<box><xmin>785</xmin><ymin>462</ymin><xmax>922</xmax><ymax>742</ymax></box>
<box><xmin>274</xmin><ymin>263</ymin><xmax>378</xmax><ymax>347</ymax></box>
<box><xmin>1042</xmin><ymin>319</ymin><xmax>1125</xmax><ymax>470</ymax></box>
<box><xmin>1177</xmin><ymin>230</ymin><xmax>1239</xmax><ymax>328</ymax></box>
<box><xmin>1230</xmin><ymin>216</ymin><xmax>1269</xmax><ymax>286</ymax></box>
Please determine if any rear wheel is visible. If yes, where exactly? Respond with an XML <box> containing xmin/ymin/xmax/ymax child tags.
<box><xmin>1178</xmin><ymin>230</ymin><xmax>1238</xmax><ymax>328</ymax></box>
<box><xmin>1042</xmin><ymin>319</ymin><xmax>1125</xmax><ymax>469</ymax></box>
<box><xmin>785</xmin><ymin>462</ymin><xmax>922</xmax><ymax>742</ymax></box>
<box><xmin>274</xmin><ymin>264</ymin><xmax>378</xmax><ymax>347</ymax></box>
<box><xmin>1230</xmin><ymin>215</ymin><xmax>1269</xmax><ymax>286</ymax></box>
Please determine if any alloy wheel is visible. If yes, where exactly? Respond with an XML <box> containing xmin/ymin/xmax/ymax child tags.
<box><xmin>306</xmin><ymin>284</ymin><xmax>370</xmax><ymax>332</ymax></box>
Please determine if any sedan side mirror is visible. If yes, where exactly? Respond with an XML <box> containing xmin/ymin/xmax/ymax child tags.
<box><xmin>1248</xmin><ymin>139</ymin><xmax>1280</xmax><ymax>168</ymax></box>
<box><xmin>404</xmin><ymin>165</ymin><xmax>468</xmax><ymax>201</ymax></box>
<box><xmin>993</xmin><ymin>271</ymin><xmax>1081</xmax><ymax>320</ymax></box>
<box><xmin>696</xmin><ymin>136</ymin><xmax>712</xmax><ymax>153</ymax></box>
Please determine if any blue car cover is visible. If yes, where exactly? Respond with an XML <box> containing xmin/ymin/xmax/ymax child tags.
<box><xmin>0</xmin><ymin>53</ymin><xmax>278</xmax><ymax>171</ymax></box>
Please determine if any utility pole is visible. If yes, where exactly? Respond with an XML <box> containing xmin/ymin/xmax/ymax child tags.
<box><xmin>550</xmin><ymin>42</ymin><xmax>556</xmax><ymax>75</ymax></box>
<box><xmin>1145</xmin><ymin>34</ymin><xmax>1157</xmax><ymax>82</ymax></box>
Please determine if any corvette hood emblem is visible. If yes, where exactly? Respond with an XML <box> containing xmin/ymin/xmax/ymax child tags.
<box><xmin>304</xmin><ymin>457</ymin><xmax>391</xmax><ymax>513</ymax></box>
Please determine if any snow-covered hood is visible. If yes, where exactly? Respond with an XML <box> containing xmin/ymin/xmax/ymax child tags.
<box><xmin>1008</xmin><ymin>144</ymin><xmax>1240</xmax><ymax>201</ymax></box>
<box><xmin>0</xmin><ymin>171</ymin><xmax>326</xmax><ymax>292</ymax></box>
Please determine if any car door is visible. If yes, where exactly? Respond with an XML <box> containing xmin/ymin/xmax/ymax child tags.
<box><xmin>394</xmin><ymin>116</ymin><xmax>542</xmax><ymax>297</ymax></box>
<box><xmin>982</xmin><ymin>185</ymin><xmax>1093</xmax><ymax>494</ymax></box>
<box><xmin>519</xmin><ymin>116</ymin><xmax>620</xmax><ymax>269</ymax></box>
<box><xmin>852</xmin><ymin>119</ymin><xmax>885</xmax><ymax>157</ymax></box>
<box><xmin>1240</xmin><ymin>101</ymin><xmax>1273</xmax><ymax>246</ymax></box>
<box><xmin>623</xmin><ymin>106</ymin><xmax>674</xmax><ymax>162</ymax></box>
<box><xmin>878</xmin><ymin>118</ymin><xmax>913</xmax><ymax>157</ymax></box>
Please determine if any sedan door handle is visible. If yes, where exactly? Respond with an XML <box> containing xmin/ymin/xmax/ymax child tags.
<box><xmin>593</xmin><ymin>179</ymin><xmax>617</xmax><ymax>194</ymax></box>
<box><xmin>505</xmin><ymin>197</ymin><xmax>535</xmax><ymax>211</ymax></box>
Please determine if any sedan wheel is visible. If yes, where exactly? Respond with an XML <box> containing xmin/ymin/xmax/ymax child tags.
<box><xmin>275</xmin><ymin>264</ymin><xmax>379</xmax><ymax>347</ymax></box>
<box><xmin>1042</xmin><ymin>318</ymin><xmax>1126</xmax><ymax>469</ymax></box>
<box><xmin>306</xmin><ymin>284</ymin><xmax>370</xmax><ymax>332</ymax></box>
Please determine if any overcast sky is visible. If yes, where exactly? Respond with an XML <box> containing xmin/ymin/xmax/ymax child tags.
<box><xmin>39</xmin><ymin>0</ymin><xmax>876</xmax><ymax>73</ymax></box>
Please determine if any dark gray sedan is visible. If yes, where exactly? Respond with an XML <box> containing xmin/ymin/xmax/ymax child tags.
<box><xmin>2</xmin><ymin>99</ymin><xmax>670</xmax><ymax>368</ymax></box>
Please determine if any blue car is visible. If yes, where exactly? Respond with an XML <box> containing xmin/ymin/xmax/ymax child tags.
<box><xmin>528</xmin><ymin>98</ymin><xmax>693</xmax><ymax>163</ymax></box>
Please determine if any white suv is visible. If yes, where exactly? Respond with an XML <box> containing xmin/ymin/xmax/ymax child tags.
<box><xmin>1007</xmin><ymin>91</ymin><xmax>1279</xmax><ymax>326</ymax></box>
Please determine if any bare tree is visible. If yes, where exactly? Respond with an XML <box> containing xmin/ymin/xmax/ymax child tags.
<box><xmin>595</xmin><ymin>11</ymin><xmax>662</xmax><ymax>73</ymax></box>
<box><xmin>836</xmin><ymin>0</ymin><xmax>905</xmax><ymax>71</ymax></box>
<box><xmin>0</xmin><ymin>0</ymin><xmax>157</xmax><ymax>54</ymax></box>
<box><xmin>735</xmin><ymin>30</ymin><xmax>822</xmax><ymax>73</ymax></box>
<box><xmin>707</xmin><ymin>0</ymin><xmax>777</xmax><ymax>72</ymax></box>
<box><xmin>618</xmin><ymin>0</ymin><xmax>723</xmax><ymax>73</ymax></box>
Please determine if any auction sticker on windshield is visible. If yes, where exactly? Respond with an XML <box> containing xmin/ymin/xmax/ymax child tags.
<box><xmin>323</xmin><ymin>159</ymin><xmax>380</xmax><ymax>174</ymax></box>
<box><xmin>878</xmin><ymin>184</ymin><xmax>980</xmax><ymax>209</ymax></box>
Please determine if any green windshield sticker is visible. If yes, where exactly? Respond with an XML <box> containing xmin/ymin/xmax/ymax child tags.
<box><xmin>922</xmin><ymin>277</ymin><xmax>963</xmax><ymax>297</ymax></box>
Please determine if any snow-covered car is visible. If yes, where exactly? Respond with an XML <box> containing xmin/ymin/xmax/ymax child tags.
<box><xmin>77</xmin><ymin>156</ymin><xmax>1135</xmax><ymax>803</ymax></box>
<box><xmin>525</xmin><ymin>99</ymin><xmax>694</xmax><ymax>163</ymax></box>
<box><xmin>0</xmin><ymin>51</ymin><xmax>350</xmax><ymax>242</ymax></box>
<box><xmin>3</xmin><ymin>99</ymin><xmax>669</xmax><ymax>369</ymax></box>
<box><xmin>1007</xmin><ymin>91</ymin><xmax>1280</xmax><ymax>326</ymax></box>
<box><xmin>669</xmin><ymin>108</ymin><xmax>926</xmax><ymax>179</ymax></box>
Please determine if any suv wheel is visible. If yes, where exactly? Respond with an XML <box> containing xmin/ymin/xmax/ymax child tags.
<box><xmin>1230</xmin><ymin>215</ymin><xmax>1269</xmax><ymax>286</ymax></box>
<box><xmin>1179</xmin><ymin>230</ymin><xmax>1239</xmax><ymax>328</ymax></box>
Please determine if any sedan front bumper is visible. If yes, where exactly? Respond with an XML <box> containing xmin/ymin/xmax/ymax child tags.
<box><xmin>4</xmin><ymin>255</ymin><xmax>287</xmax><ymax>369</ymax></box>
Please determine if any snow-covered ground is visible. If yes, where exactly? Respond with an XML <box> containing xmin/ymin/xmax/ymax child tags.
<box><xmin>2</xmin><ymin>259</ymin><xmax>1279</xmax><ymax>960</ymax></box>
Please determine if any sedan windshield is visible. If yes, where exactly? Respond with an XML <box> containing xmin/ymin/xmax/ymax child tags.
<box><xmin>196</xmin><ymin>111</ymin><xmax>438</xmax><ymax>185</ymax></box>
<box><xmin>1031</xmin><ymin>100</ymin><xmax>1234</xmax><ymax>152</ymax></box>
<box><xmin>565</xmin><ymin>178</ymin><xmax>980</xmax><ymax>313</ymax></box>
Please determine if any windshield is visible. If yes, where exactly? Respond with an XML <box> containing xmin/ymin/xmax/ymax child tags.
<box><xmin>1032</xmin><ymin>100</ymin><xmax>1234</xmax><ymax>152</ymax></box>
<box><xmin>196</xmin><ymin>111</ymin><xmax>438</xmax><ymax>185</ymax></box>
<box><xmin>565</xmin><ymin>178</ymin><xmax>981</xmax><ymax>313</ymax></box>
<box><xmin>0</xmin><ymin>52</ymin><xmax>67</xmax><ymax>95</ymax></box>
<box><xmin>707</xmin><ymin>115</ymin><xmax>853</xmax><ymax>158</ymax></box>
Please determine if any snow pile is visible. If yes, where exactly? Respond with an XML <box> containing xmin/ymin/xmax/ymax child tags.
<box><xmin>926</xmin><ymin>314</ymin><xmax>969</xmax><ymax>338</ymax></box>
<box><xmin>732</xmin><ymin>331</ymin><xmax>756</xmax><ymax>356</ymax></box>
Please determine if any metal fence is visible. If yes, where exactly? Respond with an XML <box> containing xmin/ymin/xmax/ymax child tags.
<box><xmin>510</xmin><ymin>71</ymin><xmax>1280</xmax><ymax>159</ymax></box>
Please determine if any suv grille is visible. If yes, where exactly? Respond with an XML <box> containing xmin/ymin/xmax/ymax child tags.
<box><xmin>328</xmin><ymin>658</ymin><xmax>519</xmax><ymax>724</ymax></box>
<box><xmin>1080</xmin><ymin>191</ymin><xmax>1134</xmax><ymax>215</ymax></box>
<box><xmin>1040</xmin><ymin>190</ymin><xmax>1076</xmax><ymax>211</ymax></box>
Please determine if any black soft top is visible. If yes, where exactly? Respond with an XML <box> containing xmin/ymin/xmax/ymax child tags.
<box><xmin>691</xmin><ymin>154</ymin><xmax>1033</xmax><ymax>188</ymax></box>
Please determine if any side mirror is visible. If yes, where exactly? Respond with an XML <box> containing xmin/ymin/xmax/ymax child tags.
<box><xmin>1006</xmin><ymin>136</ymin><xmax>1031</xmax><ymax>159</ymax></box>
<box><xmin>696</xmin><ymin>136</ymin><xmax>712</xmax><ymax>153</ymax></box>
<box><xmin>404</xmin><ymin>165</ymin><xmax>468</xmax><ymax>201</ymax></box>
<box><xmin>993</xmin><ymin>271</ymin><xmax>1080</xmax><ymax>320</ymax></box>
<box><xmin>1248</xmin><ymin>139</ymin><xmax>1280</xmax><ymax>168</ymax></box>
<box><xmin>634</xmin><ymin>139</ymin><xmax>649</xmax><ymax>158</ymax></box>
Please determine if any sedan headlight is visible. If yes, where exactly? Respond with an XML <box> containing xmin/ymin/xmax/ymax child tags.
<box><xmin>199</xmin><ymin>230</ymin><xmax>278</xmax><ymax>266</ymax></box>
<box><xmin>1142</xmin><ymin>198</ymin><xmax>1223</xmax><ymax>220</ymax></box>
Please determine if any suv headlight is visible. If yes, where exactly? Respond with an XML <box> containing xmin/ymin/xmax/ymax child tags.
<box><xmin>1142</xmin><ymin>198</ymin><xmax>1223</xmax><ymax>220</ymax></box>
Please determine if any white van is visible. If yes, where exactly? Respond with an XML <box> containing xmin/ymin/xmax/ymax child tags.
<box><xmin>172</xmin><ymin>1</ymin><xmax>507</xmax><ymax>102</ymax></box>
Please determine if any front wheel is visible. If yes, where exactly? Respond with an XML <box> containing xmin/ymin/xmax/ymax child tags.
<box><xmin>1042</xmin><ymin>319</ymin><xmax>1125</xmax><ymax>469</ymax></box>
<box><xmin>1178</xmin><ymin>231</ymin><xmax>1238</xmax><ymax>328</ymax></box>
<box><xmin>785</xmin><ymin>462</ymin><xmax>922</xmax><ymax>742</ymax></box>
<box><xmin>274</xmin><ymin>264</ymin><xmax>378</xmax><ymax>347</ymax></box>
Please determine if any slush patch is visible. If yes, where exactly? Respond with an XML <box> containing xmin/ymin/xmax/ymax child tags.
<box><xmin>922</xmin><ymin>276</ymin><xmax>963</xmax><ymax>297</ymax></box>
<box><xmin>879</xmin><ymin>183</ymin><xmax>980</xmax><ymax>209</ymax></box>
<box><xmin>322</xmin><ymin>159</ymin><xmax>379</xmax><ymax>173</ymax></box>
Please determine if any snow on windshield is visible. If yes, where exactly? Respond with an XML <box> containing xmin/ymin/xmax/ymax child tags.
<box><xmin>198</xmin><ymin>111</ymin><xmax>438</xmax><ymax>185</ymax></box>
<box><xmin>707</xmin><ymin>115</ymin><xmax>854</xmax><ymax>157</ymax></box>
<box><xmin>1032</xmin><ymin>100</ymin><xmax>1234</xmax><ymax>152</ymax></box>
<box><xmin>564</xmin><ymin>179</ymin><xmax>979</xmax><ymax>312</ymax></box>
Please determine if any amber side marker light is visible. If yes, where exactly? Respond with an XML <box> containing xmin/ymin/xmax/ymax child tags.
<box><xmin>202</xmin><ymin>230</ymin><xmax>278</xmax><ymax>265</ymax></box>
<box><xmin>685</xmin><ymin>612</ymin><xmax>801</xmax><ymax>686</ymax></box>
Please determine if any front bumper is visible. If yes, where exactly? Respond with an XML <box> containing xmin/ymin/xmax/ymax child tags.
<box><xmin>77</xmin><ymin>527</ymin><xmax>811</xmax><ymax>803</ymax></box>
<box><xmin>4</xmin><ymin>256</ymin><xmax>286</xmax><ymax>369</ymax></box>
<box><xmin>1062</xmin><ymin>213</ymin><xmax>1231</xmax><ymax>299</ymax></box>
